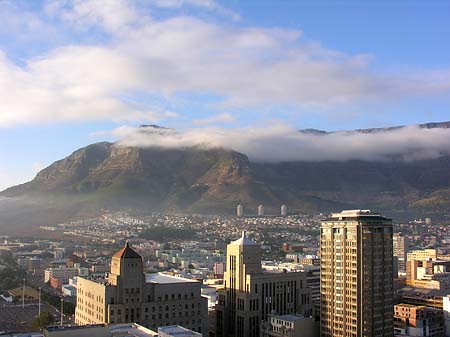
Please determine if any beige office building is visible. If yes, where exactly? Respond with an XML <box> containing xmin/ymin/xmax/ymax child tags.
<box><xmin>320</xmin><ymin>210</ymin><xmax>394</xmax><ymax>337</ymax></box>
<box><xmin>75</xmin><ymin>243</ymin><xmax>208</xmax><ymax>334</ymax></box>
<box><xmin>215</xmin><ymin>232</ymin><xmax>312</xmax><ymax>337</ymax></box>
<box><xmin>408</xmin><ymin>249</ymin><xmax>438</xmax><ymax>262</ymax></box>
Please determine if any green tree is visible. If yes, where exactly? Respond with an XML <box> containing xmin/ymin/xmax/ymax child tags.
<box><xmin>32</xmin><ymin>311</ymin><xmax>53</xmax><ymax>329</ymax></box>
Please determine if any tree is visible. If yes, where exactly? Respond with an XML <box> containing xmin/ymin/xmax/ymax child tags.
<box><xmin>32</xmin><ymin>311</ymin><xmax>53</xmax><ymax>329</ymax></box>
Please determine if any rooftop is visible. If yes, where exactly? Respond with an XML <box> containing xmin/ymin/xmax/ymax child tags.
<box><xmin>271</xmin><ymin>314</ymin><xmax>308</xmax><ymax>322</ymax></box>
<box><xmin>326</xmin><ymin>209</ymin><xmax>391</xmax><ymax>221</ymax></box>
<box><xmin>113</xmin><ymin>242</ymin><xmax>142</xmax><ymax>259</ymax></box>
<box><xmin>146</xmin><ymin>273</ymin><xmax>199</xmax><ymax>284</ymax></box>
<box><xmin>229</xmin><ymin>231</ymin><xmax>257</xmax><ymax>246</ymax></box>
<box><xmin>158</xmin><ymin>325</ymin><xmax>201</xmax><ymax>337</ymax></box>
<box><xmin>45</xmin><ymin>324</ymin><xmax>158</xmax><ymax>337</ymax></box>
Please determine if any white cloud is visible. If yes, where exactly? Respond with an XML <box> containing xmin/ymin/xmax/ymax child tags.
<box><xmin>151</xmin><ymin>0</ymin><xmax>240</xmax><ymax>20</ymax></box>
<box><xmin>44</xmin><ymin>0</ymin><xmax>143</xmax><ymax>32</ymax></box>
<box><xmin>108</xmin><ymin>124</ymin><xmax>450</xmax><ymax>162</ymax></box>
<box><xmin>193</xmin><ymin>112</ymin><xmax>234</xmax><ymax>125</ymax></box>
<box><xmin>0</xmin><ymin>0</ymin><xmax>449</xmax><ymax>127</ymax></box>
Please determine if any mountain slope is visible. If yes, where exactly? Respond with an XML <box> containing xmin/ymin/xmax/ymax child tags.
<box><xmin>3</xmin><ymin>121</ymin><xmax>450</xmax><ymax>228</ymax></box>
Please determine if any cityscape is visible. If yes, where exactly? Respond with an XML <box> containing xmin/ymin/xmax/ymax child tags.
<box><xmin>1</xmin><ymin>1</ymin><xmax>450</xmax><ymax>337</ymax></box>
<box><xmin>1</xmin><ymin>207</ymin><xmax>450</xmax><ymax>336</ymax></box>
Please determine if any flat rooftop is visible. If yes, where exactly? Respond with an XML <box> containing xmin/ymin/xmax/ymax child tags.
<box><xmin>271</xmin><ymin>314</ymin><xmax>308</xmax><ymax>322</ymax></box>
<box><xmin>158</xmin><ymin>325</ymin><xmax>201</xmax><ymax>336</ymax></box>
<box><xmin>45</xmin><ymin>324</ymin><xmax>158</xmax><ymax>337</ymax></box>
<box><xmin>146</xmin><ymin>273</ymin><xmax>199</xmax><ymax>284</ymax></box>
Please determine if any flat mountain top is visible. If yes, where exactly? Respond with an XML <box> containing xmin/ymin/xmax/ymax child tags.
<box><xmin>2</xmin><ymin>121</ymin><xmax>450</xmax><ymax>229</ymax></box>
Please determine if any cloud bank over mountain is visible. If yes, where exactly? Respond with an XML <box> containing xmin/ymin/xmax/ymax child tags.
<box><xmin>100</xmin><ymin>124</ymin><xmax>450</xmax><ymax>162</ymax></box>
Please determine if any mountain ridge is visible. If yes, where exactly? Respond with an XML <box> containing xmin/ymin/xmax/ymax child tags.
<box><xmin>2</xmin><ymin>120</ymin><xmax>450</xmax><ymax>228</ymax></box>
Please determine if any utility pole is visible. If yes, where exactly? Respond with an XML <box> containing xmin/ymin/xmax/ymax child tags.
<box><xmin>22</xmin><ymin>278</ymin><xmax>25</xmax><ymax>308</ymax></box>
<box><xmin>38</xmin><ymin>287</ymin><xmax>41</xmax><ymax>317</ymax></box>
<box><xmin>60</xmin><ymin>298</ymin><xmax>63</xmax><ymax>326</ymax></box>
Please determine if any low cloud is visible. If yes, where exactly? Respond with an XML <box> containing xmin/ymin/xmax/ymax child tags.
<box><xmin>193</xmin><ymin>113</ymin><xmax>235</xmax><ymax>125</ymax></box>
<box><xmin>107</xmin><ymin>124</ymin><xmax>450</xmax><ymax>162</ymax></box>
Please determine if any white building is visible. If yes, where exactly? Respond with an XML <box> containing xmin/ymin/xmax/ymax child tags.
<box><xmin>258</xmin><ymin>204</ymin><xmax>264</xmax><ymax>216</ymax></box>
<box><xmin>281</xmin><ymin>205</ymin><xmax>287</xmax><ymax>216</ymax></box>
<box><xmin>237</xmin><ymin>204</ymin><xmax>244</xmax><ymax>217</ymax></box>
<box><xmin>44</xmin><ymin>267</ymin><xmax>80</xmax><ymax>283</ymax></box>
<box><xmin>54</xmin><ymin>248</ymin><xmax>65</xmax><ymax>259</ymax></box>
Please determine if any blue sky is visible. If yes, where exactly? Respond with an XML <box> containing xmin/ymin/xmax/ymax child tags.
<box><xmin>0</xmin><ymin>0</ymin><xmax>450</xmax><ymax>190</ymax></box>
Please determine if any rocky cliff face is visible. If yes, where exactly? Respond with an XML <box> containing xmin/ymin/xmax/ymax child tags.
<box><xmin>3</xmin><ymin>122</ymin><xmax>450</xmax><ymax>225</ymax></box>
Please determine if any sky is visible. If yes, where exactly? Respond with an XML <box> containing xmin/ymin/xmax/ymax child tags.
<box><xmin>0</xmin><ymin>0</ymin><xmax>450</xmax><ymax>190</ymax></box>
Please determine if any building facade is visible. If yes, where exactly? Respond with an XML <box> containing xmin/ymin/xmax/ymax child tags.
<box><xmin>408</xmin><ymin>249</ymin><xmax>438</xmax><ymax>262</ymax></box>
<box><xmin>260</xmin><ymin>314</ymin><xmax>317</xmax><ymax>337</ymax></box>
<box><xmin>237</xmin><ymin>205</ymin><xmax>244</xmax><ymax>217</ymax></box>
<box><xmin>320</xmin><ymin>210</ymin><xmax>394</xmax><ymax>337</ymax></box>
<box><xmin>75</xmin><ymin>243</ymin><xmax>208</xmax><ymax>334</ymax></box>
<box><xmin>215</xmin><ymin>232</ymin><xmax>312</xmax><ymax>337</ymax></box>
<box><xmin>44</xmin><ymin>267</ymin><xmax>80</xmax><ymax>283</ymax></box>
<box><xmin>394</xmin><ymin>303</ymin><xmax>444</xmax><ymax>337</ymax></box>
<box><xmin>258</xmin><ymin>205</ymin><xmax>264</xmax><ymax>216</ymax></box>
<box><xmin>393</xmin><ymin>233</ymin><xmax>409</xmax><ymax>274</ymax></box>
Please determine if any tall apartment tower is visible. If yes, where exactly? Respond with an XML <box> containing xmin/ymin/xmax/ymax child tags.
<box><xmin>393</xmin><ymin>233</ymin><xmax>409</xmax><ymax>274</ymax></box>
<box><xmin>237</xmin><ymin>204</ymin><xmax>244</xmax><ymax>217</ymax></box>
<box><xmin>257</xmin><ymin>205</ymin><xmax>264</xmax><ymax>216</ymax></box>
<box><xmin>216</xmin><ymin>232</ymin><xmax>312</xmax><ymax>337</ymax></box>
<box><xmin>280</xmin><ymin>205</ymin><xmax>287</xmax><ymax>217</ymax></box>
<box><xmin>320</xmin><ymin>210</ymin><xmax>394</xmax><ymax>337</ymax></box>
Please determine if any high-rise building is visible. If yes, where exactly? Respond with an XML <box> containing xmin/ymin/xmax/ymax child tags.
<box><xmin>320</xmin><ymin>210</ymin><xmax>394</xmax><ymax>337</ymax></box>
<box><xmin>393</xmin><ymin>233</ymin><xmax>408</xmax><ymax>274</ymax></box>
<box><xmin>281</xmin><ymin>205</ymin><xmax>287</xmax><ymax>217</ymax></box>
<box><xmin>75</xmin><ymin>243</ymin><xmax>208</xmax><ymax>334</ymax></box>
<box><xmin>258</xmin><ymin>205</ymin><xmax>264</xmax><ymax>216</ymax></box>
<box><xmin>443</xmin><ymin>296</ymin><xmax>450</xmax><ymax>337</ymax></box>
<box><xmin>237</xmin><ymin>204</ymin><xmax>244</xmax><ymax>217</ymax></box>
<box><xmin>215</xmin><ymin>232</ymin><xmax>312</xmax><ymax>337</ymax></box>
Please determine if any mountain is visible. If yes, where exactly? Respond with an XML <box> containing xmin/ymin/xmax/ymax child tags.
<box><xmin>2</xmin><ymin>121</ymin><xmax>450</xmax><ymax>229</ymax></box>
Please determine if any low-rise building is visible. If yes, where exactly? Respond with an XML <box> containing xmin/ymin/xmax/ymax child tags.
<box><xmin>260</xmin><ymin>314</ymin><xmax>317</xmax><ymax>337</ymax></box>
<box><xmin>394</xmin><ymin>303</ymin><xmax>444</xmax><ymax>337</ymax></box>
<box><xmin>44</xmin><ymin>267</ymin><xmax>80</xmax><ymax>283</ymax></box>
<box><xmin>75</xmin><ymin>243</ymin><xmax>208</xmax><ymax>334</ymax></box>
